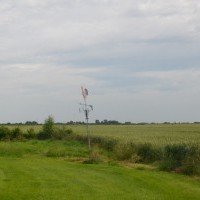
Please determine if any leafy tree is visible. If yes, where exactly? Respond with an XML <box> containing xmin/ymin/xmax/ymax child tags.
<box><xmin>43</xmin><ymin>115</ymin><xmax>55</xmax><ymax>137</ymax></box>
<box><xmin>38</xmin><ymin>116</ymin><xmax>55</xmax><ymax>139</ymax></box>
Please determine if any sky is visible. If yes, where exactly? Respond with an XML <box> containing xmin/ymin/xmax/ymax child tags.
<box><xmin>0</xmin><ymin>0</ymin><xmax>200</xmax><ymax>123</ymax></box>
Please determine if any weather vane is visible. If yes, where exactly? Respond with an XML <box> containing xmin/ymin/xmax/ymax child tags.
<box><xmin>79</xmin><ymin>86</ymin><xmax>93</xmax><ymax>150</ymax></box>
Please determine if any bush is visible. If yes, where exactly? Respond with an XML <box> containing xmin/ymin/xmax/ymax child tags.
<box><xmin>115</xmin><ymin>142</ymin><xmax>139</xmax><ymax>161</ymax></box>
<box><xmin>136</xmin><ymin>143</ymin><xmax>161</xmax><ymax>163</ymax></box>
<box><xmin>159</xmin><ymin>144</ymin><xmax>200</xmax><ymax>175</ymax></box>
<box><xmin>11</xmin><ymin>127</ymin><xmax>24</xmax><ymax>140</ymax></box>
<box><xmin>181</xmin><ymin>145</ymin><xmax>200</xmax><ymax>175</ymax></box>
<box><xmin>0</xmin><ymin>126</ymin><xmax>11</xmax><ymax>140</ymax></box>
<box><xmin>84</xmin><ymin>146</ymin><xmax>101</xmax><ymax>164</ymax></box>
<box><xmin>37</xmin><ymin>131</ymin><xmax>51</xmax><ymax>140</ymax></box>
<box><xmin>91</xmin><ymin>136</ymin><xmax>117</xmax><ymax>151</ymax></box>
<box><xmin>52</xmin><ymin>127</ymin><xmax>73</xmax><ymax>140</ymax></box>
<box><xmin>38</xmin><ymin>116</ymin><xmax>55</xmax><ymax>140</ymax></box>
<box><xmin>24</xmin><ymin>128</ymin><xmax>37</xmax><ymax>139</ymax></box>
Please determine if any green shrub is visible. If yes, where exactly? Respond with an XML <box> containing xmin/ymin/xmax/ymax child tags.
<box><xmin>11</xmin><ymin>127</ymin><xmax>24</xmax><ymax>140</ymax></box>
<box><xmin>136</xmin><ymin>143</ymin><xmax>161</xmax><ymax>163</ymax></box>
<box><xmin>43</xmin><ymin>115</ymin><xmax>55</xmax><ymax>137</ymax></box>
<box><xmin>37</xmin><ymin>131</ymin><xmax>51</xmax><ymax>140</ymax></box>
<box><xmin>0</xmin><ymin>126</ymin><xmax>11</xmax><ymax>140</ymax></box>
<box><xmin>91</xmin><ymin>136</ymin><xmax>117</xmax><ymax>151</ymax></box>
<box><xmin>83</xmin><ymin>146</ymin><xmax>101</xmax><ymax>164</ymax></box>
<box><xmin>159</xmin><ymin>144</ymin><xmax>200</xmax><ymax>175</ymax></box>
<box><xmin>181</xmin><ymin>145</ymin><xmax>200</xmax><ymax>175</ymax></box>
<box><xmin>38</xmin><ymin>116</ymin><xmax>55</xmax><ymax>140</ymax></box>
<box><xmin>24</xmin><ymin>128</ymin><xmax>37</xmax><ymax>139</ymax></box>
<box><xmin>52</xmin><ymin>127</ymin><xmax>73</xmax><ymax>140</ymax></box>
<box><xmin>115</xmin><ymin>142</ymin><xmax>138</xmax><ymax>161</ymax></box>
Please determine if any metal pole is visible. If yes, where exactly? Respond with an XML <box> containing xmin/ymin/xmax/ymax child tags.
<box><xmin>86</xmin><ymin>117</ymin><xmax>91</xmax><ymax>150</ymax></box>
<box><xmin>84</xmin><ymin>97</ymin><xmax>91</xmax><ymax>150</ymax></box>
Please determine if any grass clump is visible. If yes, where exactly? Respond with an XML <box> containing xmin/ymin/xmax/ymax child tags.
<box><xmin>160</xmin><ymin>144</ymin><xmax>200</xmax><ymax>175</ymax></box>
<box><xmin>46</xmin><ymin>147</ymin><xmax>67</xmax><ymax>157</ymax></box>
<box><xmin>0</xmin><ymin>126</ymin><xmax>11</xmax><ymax>140</ymax></box>
<box><xmin>24</xmin><ymin>128</ymin><xmax>37</xmax><ymax>139</ymax></box>
<box><xmin>52</xmin><ymin>127</ymin><xmax>73</xmax><ymax>140</ymax></box>
<box><xmin>0</xmin><ymin>142</ymin><xmax>24</xmax><ymax>157</ymax></box>
<box><xmin>11</xmin><ymin>127</ymin><xmax>24</xmax><ymax>140</ymax></box>
<box><xmin>136</xmin><ymin>143</ymin><xmax>161</xmax><ymax>163</ymax></box>
<box><xmin>115</xmin><ymin>142</ymin><xmax>139</xmax><ymax>162</ymax></box>
<box><xmin>0</xmin><ymin>126</ymin><xmax>24</xmax><ymax>141</ymax></box>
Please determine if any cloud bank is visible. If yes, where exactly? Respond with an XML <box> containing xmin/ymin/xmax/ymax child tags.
<box><xmin>0</xmin><ymin>0</ymin><xmax>200</xmax><ymax>122</ymax></box>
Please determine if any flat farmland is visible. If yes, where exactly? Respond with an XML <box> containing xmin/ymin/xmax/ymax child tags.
<box><xmin>69</xmin><ymin>124</ymin><xmax>200</xmax><ymax>145</ymax></box>
<box><xmin>0</xmin><ymin>124</ymin><xmax>200</xmax><ymax>199</ymax></box>
<box><xmin>7</xmin><ymin>124</ymin><xmax>200</xmax><ymax>145</ymax></box>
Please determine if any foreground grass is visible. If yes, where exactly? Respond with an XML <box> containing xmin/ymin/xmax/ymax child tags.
<box><xmin>0</xmin><ymin>156</ymin><xmax>200</xmax><ymax>200</ymax></box>
<box><xmin>0</xmin><ymin>140</ymin><xmax>200</xmax><ymax>200</ymax></box>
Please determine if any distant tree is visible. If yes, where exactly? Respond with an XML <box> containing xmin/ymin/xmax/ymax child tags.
<box><xmin>125</xmin><ymin>122</ymin><xmax>131</xmax><ymax>125</ymax></box>
<box><xmin>38</xmin><ymin>116</ymin><xmax>55</xmax><ymax>139</ymax></box>
<box><xmin>25</xmin><ymin>121</ymin><xmax>38</xmax><ymax>125</ymax></box>
<box><xmin>101</xmin><ymin>119</ymin><xmax>108</xmax><ymax>124</ymax></box>
<box><xmin>95</xmin><ymin>120</ymin><xmax>100</xmax><ymax>124</ymax></box>
<box><xmin>43</xmin><ymin>116</ymin><xmax>55</xmax><ymax>137</ymax></box>
<box><xmin>67</xmin><ymin>121</ymin><xmax>74</xmax><ymax>124</ymax></box>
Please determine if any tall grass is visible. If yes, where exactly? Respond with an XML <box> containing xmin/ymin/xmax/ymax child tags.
<box><xmin>73</xmin><ymin>133</ymin><xmax>200</xmax><ymax>175</ymax></box>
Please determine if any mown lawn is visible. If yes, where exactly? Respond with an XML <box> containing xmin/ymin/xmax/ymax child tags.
<box><xmin>0</xmin><ymin>141</ymin><xmax>200</xmax><ymax>200</ymax></box>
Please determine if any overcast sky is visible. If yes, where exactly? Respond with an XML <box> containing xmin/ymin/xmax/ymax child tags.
<box><xmin>0</xmin><ymin>0</ymin><xmax>200</xmax><ymax>123</ymax></box>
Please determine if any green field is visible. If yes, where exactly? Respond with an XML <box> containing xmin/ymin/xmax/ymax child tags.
<box><xmin>0</xmin><ymin>124</ymin><xmax>200</xmax><ymax>199</ymax></box>
<box><xmin>71</xmin><ymin>124</ymin><xmax>200</xmax><ymax>145</ymax></box>
<box><xmin>8</xmin><ymin>123</ymin><xmax>200</xmax><ymax>145</ymax></box>
<box><xmin>0</xmin><ymin>140</ymin><xmax>200</xmax><ymax>200</ymax></box>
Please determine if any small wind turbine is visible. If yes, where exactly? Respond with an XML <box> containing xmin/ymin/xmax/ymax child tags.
<box><xmin>79</xmin><ymin>86</ymin><xmax>93</xmax><ymax>150</ymax></box>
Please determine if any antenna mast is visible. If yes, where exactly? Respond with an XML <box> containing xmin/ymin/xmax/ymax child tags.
<box><xmin>79</xmin><ymin>86</ymin><xmax>93</xmax><ymax>150</ymax></box>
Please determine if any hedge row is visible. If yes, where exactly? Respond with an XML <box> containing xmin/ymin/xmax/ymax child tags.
<box><xmin>74</xmin><ymin>134</ymin><xmax>200</xmax><ymax>175</ymax></box>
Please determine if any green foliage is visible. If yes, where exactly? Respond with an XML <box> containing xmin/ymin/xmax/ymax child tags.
<box><xmin>0</xmin><ymin>126</ymin><xmax>11</xmax><ymax>140</ymax></box>
<box><xmin>38</xmin><ymin>116</ymin><xmax>55</xmax><ymax>139</ymax></box>
<box><xmin>84</xmin><ymin>146</ymin><xmax>102</xmax><ymax>164</ymax></box>
<box><xmin>182</xmin><ymin>146</ymin><xmax>200</xmax><ymax>175</ymax></box>
<box><xmin>0</xmin><ymin>126</ymin><xmax>24</xmax><ymax>141</ymax></box>
<box><xmin>25</xmin><ymin>128</ymin><xmax>37</xmax><ymax>139</ymax></box>
<box><xmin>136</xmin><ymin>143</ymin><xmax>161</xmax><ymax>163</ymax></box>
<box><xmin>52</xmin><ymin>127</ymin><xmax>73</xmax><ymax>140</ymax></box>
<box><xmin>11</xmin><ymin>127</ymin><xmax>24</xmax><ymax>140</ymax></box>
<box><xmin>160</xmin><ymin>144</ymin><xmax>200</xmax><ymax>175</ymax></box>
<box><xmin>43</xmin><ymin>115</ymin><xmax>55</xmax><ymax>137</ymax></box>
<box><xmin>115</xmin><ymin>142</ymin><xmax>138</xmax><ymax>161</ymax></box>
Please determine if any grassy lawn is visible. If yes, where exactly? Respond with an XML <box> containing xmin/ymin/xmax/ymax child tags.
<box><xmin>0</xmin><ymin>140</ymin><xmax>200</xmax><ymax>200</ymax></box>
<box><xmin>0</xmin><ymin>156</ymin><xmax>200</xmax><ymax>200</ymax></box>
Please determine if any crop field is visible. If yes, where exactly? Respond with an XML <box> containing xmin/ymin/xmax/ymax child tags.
<box><xmin>0</xmin><ymin>123</ymin><xmax>200</xmax><ymax>199</ymax></box>
<box><xmin>67</xmin><ymin>124</ymin><xmax>200</xmax><ymax>145</ymax></box>
<box><xmin>8</xmin><ymin>123</ymin><xmax>200</xmax><ymax>145</ymax></box>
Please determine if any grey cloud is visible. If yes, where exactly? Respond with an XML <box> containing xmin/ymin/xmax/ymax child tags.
<box><xmin>0</xmin><ymin>0</ymin><xmax>200</xmax><ymax>122</ymax></box>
